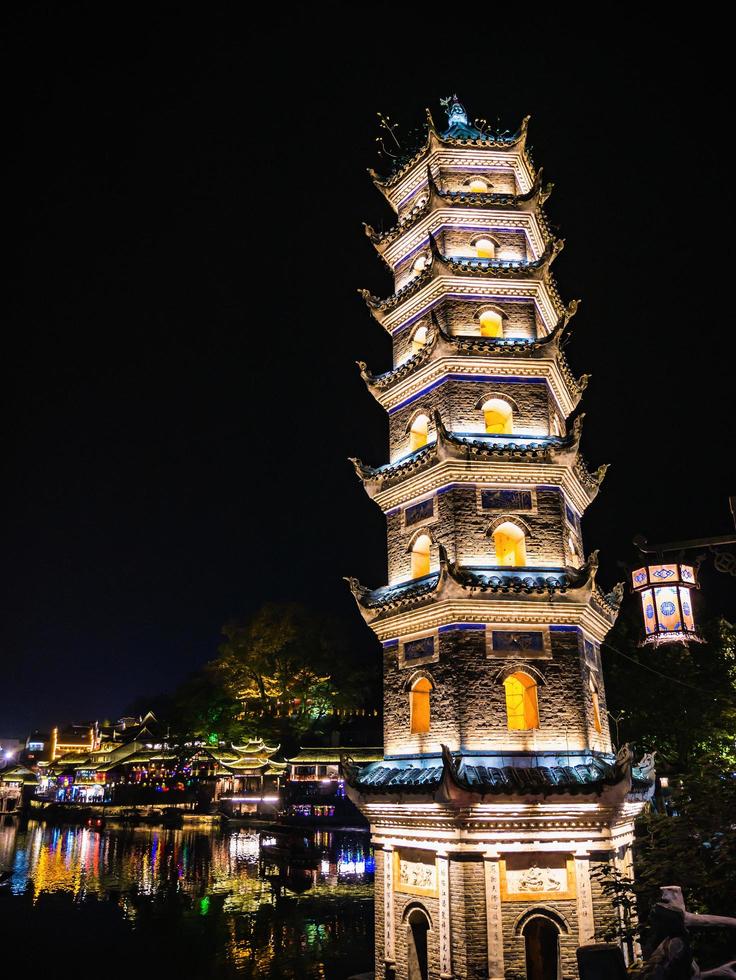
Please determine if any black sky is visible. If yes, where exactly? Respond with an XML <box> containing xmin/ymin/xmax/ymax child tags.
<box><xmin>6</xmin><ymin>7</ymin><xmax>735</xmax><ymax>733</ymax></box>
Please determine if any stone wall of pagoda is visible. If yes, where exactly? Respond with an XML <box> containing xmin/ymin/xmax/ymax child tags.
<box><xmin>385</xmin><ymin>486</ymin><xmax>581</xmax><ymax>584</ymax></box>
<box><xmin>388</xmin><ymin>380</ymin><xmax>555</xmax><ymax>461</ymax></box>
<box><xmin>381</xmin><ymin>628</ymin><xmax>611</xmax><ymax>758</ymax></box>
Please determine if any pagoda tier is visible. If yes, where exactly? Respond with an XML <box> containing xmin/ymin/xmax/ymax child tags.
<box><xmin>347</xmin><ymin>97</ymin><xmax>650</xmax><ymax>980</ymax></box>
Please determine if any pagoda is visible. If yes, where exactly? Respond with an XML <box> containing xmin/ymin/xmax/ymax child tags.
<box><xmin>344</xmin><ymin>97</ymin><xmax>654</xmax><ymax>980</ymax></box>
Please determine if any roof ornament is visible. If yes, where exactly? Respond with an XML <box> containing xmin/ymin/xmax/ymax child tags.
<box><xmin>440</xmin><ymin>94</ymin><xmax>469</xmax><ymax>128</ymax></box>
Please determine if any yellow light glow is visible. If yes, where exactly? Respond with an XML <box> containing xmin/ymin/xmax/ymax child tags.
<box><xmin>411</xmin><ymin>534</ymin><xmax>431</xmax><ymax>579</ymax></box>
<box><xmin>475</xmin><ymin>237</ymin><xmax>496</xmax><ymax>259</ymax></box>
<box><xmin>493</xmin><ymin>521</ymin><xmax>526</xmax><ymax>566</ymax></box>
<box><xmin>504</xmin><ymin>673</ymin><xmax>539</xmax><ymax>730</ymax></box>
<box><xmin>468</xmin><ymin>178</ymin><xmax>489</xmax><ymax>192</ymax></box>
<box><xmin>479</xmin><ymin>310</ymin><xmax>503</xmax><ymax>338</ymax></box>
<box><xmin>409</xmin><ymin>414</ymin><xmax>429</xmax><ymax>452</ymax></box>
<box><xmin>411</xmin><ymin>324</ymin><xmax>428</xmax><ymax>355</ymax></box>
<box><xmin>410</xmin><ymin>677</ymin><xmax>431</xmax><ymax>734</ymax></box>
<box><xmin>482</xmin><ymin>398</ymin><xmax>513</xmax><ymax>434</ymax></box>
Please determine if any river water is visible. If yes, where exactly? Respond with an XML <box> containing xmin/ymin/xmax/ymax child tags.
<box><xmin>0</xmin><ymin>817</ymin><xmax>375</xmax><ymax>979</ymax></box>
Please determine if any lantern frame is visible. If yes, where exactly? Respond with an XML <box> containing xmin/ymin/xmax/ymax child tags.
<box><xmin>630</xmin><ymin>562</ymin><xmax>701</xmax><ymax>646</ymax></box>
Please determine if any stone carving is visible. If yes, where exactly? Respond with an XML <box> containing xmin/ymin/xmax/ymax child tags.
<box><xmin>517</xmin><ymin>863</ymin><xmax>562</xmax><ymax>892</ymax></box>
<box><xmin>399</xmin><ymin>857</ymin><xmax>436</xmax><ymax>891</ymax></box>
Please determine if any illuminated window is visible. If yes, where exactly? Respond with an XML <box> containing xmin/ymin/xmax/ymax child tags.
<box><xmin>467</xmin><ymin>178</ymin><xmax>489</xmax><ymax>192</ymax></box>
<box><xmin>590</xmin><ymin>679</ymin><xmax>602</xmax><ymax>734</ymax></box>
<box><xmin>413</xmin><ymin>253</ymin><xmax>429</xmax><ymax>274</ymax></box>
<box><xmin>411</xmin><ymin>534</ymin><xmax>431</xmax><ymax>579</ymax></box>
<box><xmin>551</xmin><ymin>415</ymin><xmax>562</xmax><ymax>437</ymax></box>
<box><xmin>411</xmin><ymin>324</ymin><xmax>428</xmax><ymax>355</ymax></box>
<box><xmin>568</xmin><ymin>533</ymin><xmax>581</xmax><ymax>567</ymax></box>
<box><xmin>479</xmin><ymin>310</ymin><xmax>503</xmax><ymax>337</ymax></box>
<box><xmin>409</xmin><ymin>413</ymin><xmax>429</xmax><ymax>452</ymax></box>
<box><xmin>493</xmin><ymin>521</ymin><xmax>527</xmax><ymax>566</ymax></box>
<box><xmin>474</xmin><ymin>237</ymin><xmax>496</xmax><ymax>259</ymax></box>
<box><xmin>504</xmin><ymin>672</ymin><xmax>540</xmax><ymax>730</ymax></box>
<box><xmin>410</xmin><ymin>677</ymin><xmax>432</xmax><ymax>734</ymax></box>
<box><xmin>482</xmin><ymin>398</ymin><xmax>513</xmax><ymax>434</ymax></box>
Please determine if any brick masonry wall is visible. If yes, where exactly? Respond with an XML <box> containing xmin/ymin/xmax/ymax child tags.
<box><xmin>449</xmin><ymin>856</ymin><xmax>489</xmax><ymax>978</ymax></box>
<box><xmin>388</xmin><ymin>378</ymin><xmax>553</xmax><ymax>461</ymax></box>
<box><xmin>391</xmin><ymin>888</ymin><xmax>442</xmax><ymax>980</ymax></box>
<box><xmin>386</xmin><ymin>486</ymin><xmax>568</xmax><ymax>582</ymax></box>
<box><xmin>383</xmin><ymin>628</ymin><xmax>608</xmax><ymax>756</ymax></box>
<box><xmin>391</xmin><ymin>297</ymin><xmax>540</xmax><ymax>364</ymax></box>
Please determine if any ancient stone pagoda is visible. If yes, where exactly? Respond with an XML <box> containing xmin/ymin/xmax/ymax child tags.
<box><xmin>344</xmin><ymin>97</ymin><xmax>654</xmax><ymax>980</ymax></box>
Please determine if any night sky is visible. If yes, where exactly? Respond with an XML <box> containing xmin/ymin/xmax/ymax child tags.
<box><xmin>7</xmin><ymin>8</ymin><xmax>735</xmax><ymax>734</ymax></box>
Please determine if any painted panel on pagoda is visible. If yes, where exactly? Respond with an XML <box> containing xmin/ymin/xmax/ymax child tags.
<box><xmin>381</xmin><ymin>626</ymin><xmax>610</xmax><ymax>757</ymax></box>
<box><xmin>484</xmin><ymin>856</ymin><xmax>505</xmax><ymax>980</ymax></box>
<box><xmin>575</xmin><ymin>855</ymin><xmax>596</xmax><ymax>944</ymax></box>
<box><xmin>437</xmin><ymin>853</ymin><xmax>452</xmax><ymax>978</ymax></box>
<box><xmin>382</xmin><ymin>208</ymin><xmax>548</xmax><ymax>270</ymax></box>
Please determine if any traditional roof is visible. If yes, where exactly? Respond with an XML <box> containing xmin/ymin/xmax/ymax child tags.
<box><xmin>0</xmin><ymin>764</ymin><xmax>37</xmax><ymax>785</ymax></box>
<box><xmin>359</xmin><ymin>235</ymin><xmax>563</xmax><ymax>318</ymax></box>
<box><xmin>345</xmin><ymin>545</ymin><xmax>607</xmax><ymax>624</ymax></box>
<box><xmin>357</xmin><ymin>303</ymin><xmax>583</xmax><ymax>399</ymax></box>
<box><xmin>371</xmin><ymin>100</ymin><xmax>531</xmax><ymax>192</ymax></box>
<box><xmin>349</xmin><ymin>409</ymin><xmax>598</xmax><ymax>500</ymax></box>
<box><xmin>286</xmin><ymin>746</ymin><xmax>384</xmax><ymax>766</ymax></box>
<box><xmin>365</xmin><ymin>166</ymin><xmax>553</xmax><ymax>250</ymax></box>
<box><xmin>342</xmin><ymin>743</ymin><xmax>655</xmax><ymax>806</ymax></box>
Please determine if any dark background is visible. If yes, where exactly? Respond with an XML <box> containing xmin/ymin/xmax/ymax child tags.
<box><xmin>6</xmin><ymin>7</ymin><xmax>734</xmax><ymax>733</ymax></box>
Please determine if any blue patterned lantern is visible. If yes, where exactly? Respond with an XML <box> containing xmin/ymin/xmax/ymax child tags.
<box><xmin>631</xmin><ymin>563</ymin><xmax>699</xmax><ymax>645</ymax></box>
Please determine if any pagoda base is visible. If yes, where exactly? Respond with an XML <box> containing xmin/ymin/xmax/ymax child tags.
<box><xmin>360</xmin><ymin>799</ymin><xmax>643</xmax><ymax>980</ymax></box>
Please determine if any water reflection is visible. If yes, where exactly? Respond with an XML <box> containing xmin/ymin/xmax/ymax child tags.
<box><xmin>0</xmin><ymin>818</ymin><xmax>375</xmax><ymax>978</ymax></box>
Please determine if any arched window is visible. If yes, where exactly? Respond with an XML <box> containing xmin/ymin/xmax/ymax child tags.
<box><xmin>479</xmin><ymin>310</ymin><xmax>503</xmax><ymax>338</ymax></box>
<box><xmin>410</xmin><ymin>677</ymin><xmax>432</xmax><ymax>734</ymax></box>
<box><xmin>467</xmin><ymin>177</ymin><xmax>489</xmax><ymax>193</ymax></box>
<box><xmin>409</xmin><ymin>414</ymin><xmax>430</xmax><ymax>452</ymax></box>
<box><xmin>590</xmin><ymin>678</ymin><xmax>602</xmax><ymax>734</ymax></box>
<box><xmin>474</xmin><ymin>237</ymin><xmax>496</xmax><ymax>259</ymax></box>
<box><xmin>568</xmin><ymin>533</ymin><xmax>581</xmax><ymax>568</ymax></box>
<box><xmin>551</xmin><ymin>415</ymin><xmax>562</xmax><ymax>437</ymax></box>
<box><xmin>482</xmin><ymin>398</ymin><xmax>513</xmax><ymax>434</ymax></box>
<box><xmin>523</xmin><ymin>915</ymin><xmax>560</xmax><ymax>980</ymax></box>
<box><xmin>493</xmin><ymin>521</ymin><xmax>527</xmax><ymax>566</ymax></box>
<box><xmin>411</xmin><ymin>534</ymin><xmax>431</xmax><ymax>579</ymax></box>
<box><xmin>504</xmin><ymin>672</ymin><xmax>540</xmax><ymax>730</ymax></box>
<box><xmin>411</xmin><ymin>324</ymin><xmax>428</xmax><ymax>355</ymax></box>
<box><xmin>407</xmin><ymin>907</ymin><xmax>430</xmax><ymax>980</ymax></box>
<box><xmin>413</xmin><ymin>253</ymin><xmax>429</xmax><ymax>274</ymax></box>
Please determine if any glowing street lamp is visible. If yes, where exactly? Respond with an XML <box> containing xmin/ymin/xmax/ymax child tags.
<box><xmin>631</xmin><ymin>563</ymin><xmax>699</xmax><ymax>645</ymax></box>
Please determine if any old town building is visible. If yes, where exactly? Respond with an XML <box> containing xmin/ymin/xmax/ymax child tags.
<box><xmin>345</xmin><ymin>97</ymin><xmax>654</xmax><ymax>980</ymax></box>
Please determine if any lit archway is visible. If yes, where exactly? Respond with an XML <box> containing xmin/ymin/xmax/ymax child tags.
<box><xmin>411</xmin><ymin>324</ymin><xmax>429</xmax><ymax>355</ymax></box>
<box><xmin>479</xmin><ymin>310</ymin><xmax>503</xmax><ymax>338</ymax></box>
<box><xmin>504</xmin><ymin>672</ymin><xmax>540</xmax><ymax>730</ymax></box>
<box><xmin>410</xmin><ymin>677</ymin><xmax>432</xmax><ymax>735</ymax></box>
<box><xmin>413</xmin><ymin>253</ymin><xmax>429</xmax><ymax>274</ymax></box>
<box><xmin>482</xmin><ymin>398</ymin><xmax>513</xmax><ymax>434</ymax></box>
<box><xmin>492</xmin><ymin>521</ymin><xmax>527</xmax><ymax>566</ymax></box>
<box><xmin>467</xmin><ymin>177</ymin><xmax>489</xmax><ymax>193</ymax></box>
<box><xmin>405</xmin><ymin>905</ymin><xmax>431</xmax><ymax>980</ymax></box>
<box><xmin>409</xmin><ymin>414</ymin><xmax>430</xmax><ymax>452</ymax></box>
<box><xmin>411</xmin><ymin>534</ymin><xmax>432</xmax><ymax>579</ymax></box>
<box><xmin>590</xmin><ymin>677</ymin><xmax>602</xmax><ymax>734</ymax></box>
<box><xmin>523</xmin><ymin>915</ymin><xmax>561</xmax><ymax>980</ymax></box>
<box><xmin>474</xmin><ymin>236</ymin><xmax>497</xmax><ymax>259</ymax></box>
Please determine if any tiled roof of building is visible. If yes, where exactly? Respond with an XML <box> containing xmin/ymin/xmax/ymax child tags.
<box><xmin>287</xmin><ymin>747</ymin><xmax>384</xmax><ymax>765</ymax></box>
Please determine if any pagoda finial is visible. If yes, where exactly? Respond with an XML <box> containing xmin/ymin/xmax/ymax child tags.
<box><xmin>440</xmin><ymin>94</ymin><xmax>468</xmax><ymax>128</ymax></box>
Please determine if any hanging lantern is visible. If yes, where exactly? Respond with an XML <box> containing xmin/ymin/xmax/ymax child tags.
<box><xmin>631</xmin><ymin>563</ymin><xmax>700</xmax><ymax>645</ymax></box>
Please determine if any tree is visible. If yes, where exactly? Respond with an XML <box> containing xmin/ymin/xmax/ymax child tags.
<box><xmin>603</xmin><ymin>610</ymin><xmax>736</xmax><ymax>770</ymax></box>
<box><xmin>210</xmin><ymin>602</ymin><xmax>375</xmax><ymax>745</ymax></box>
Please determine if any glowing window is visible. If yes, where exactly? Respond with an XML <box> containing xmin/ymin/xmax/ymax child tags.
<box><xmin>411</xmin><ymin>325</ymin><xmax>428</xmax><ymax>355</ymax></box>
<box><xmin>482</xmin><ymin>398</ymin><xmax>513</xmax><ymax>434</ymax></box>
<box><xmin>590</xmin><ymin>680</ymin><xmax>602</xmax><ymax>734</ymax></box>
<box><xmin>474</xmin><ymin>237</ymin><xmax>496</xmax><ymax>259</ymax></box>
<box><xmin>551</xmin><ymin>415</ymin><xmax>562</xmax><ymax>437</ymax></box>
<box><xmin>410</xmin><ymin>677</ymin><xmax>432</xmax><ymax>734</ymax></box>
<box><xmin>409</xmin><ymin>414</ymin><xmax>429</xmax><ymax>452</ymax></box>
<box><xmin>479</xmin><ymin>310</ymin><xmax>503</xmax><ymax>337</ymax></box>
<box><xmin>504</xmin><ymin>672</ymin><xmax>539</xmax><ymax>730</ymax></box>
<box><xmin>411</xmin><ymin>534</ymin><xmax>431</xmax><ymax>579</ymax></box>
<box><xmin>493</xmin><ymin>521</ymin><xmax>526</xmax><ymax>566</ymax></box>
<box><xmin>413</xmin><ymin>254</ymin><xmax>429</xmax><ymax>274</ymax></box>
<box><xmin>467</xmin><ymin>178</ymin><xmax>489</xmax><ymax>192</ymax></box>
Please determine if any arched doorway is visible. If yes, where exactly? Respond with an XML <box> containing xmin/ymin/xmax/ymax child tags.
<box><xmin>524</xmin><ymin>915</ymin><xmax>560</xmax><ymax>980</ymax></box>
<box><xmin>406</xmin><ymin>907</ymin><xmax>430</xmax><ymax>980</ymax></box>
